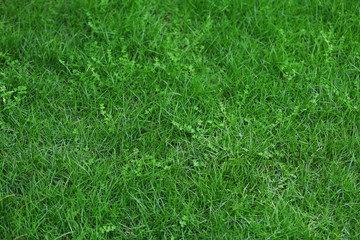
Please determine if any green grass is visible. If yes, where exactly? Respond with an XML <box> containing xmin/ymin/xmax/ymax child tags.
<box><xmin>1</xmin><ymin>0</ymin><xmax>360</xmax><ymax>239</ymax></box>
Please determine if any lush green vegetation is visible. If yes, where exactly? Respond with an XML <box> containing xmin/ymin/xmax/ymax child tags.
<box><xmin>1</xmin><ymin>0</ymin><xmax>360</xmax><ymax>239</ymax></box>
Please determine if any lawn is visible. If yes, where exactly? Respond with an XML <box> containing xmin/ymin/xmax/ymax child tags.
<box><xmin>1</xmin><ymin>0</ymin><xmax>360</xmax><ymax>239</ymax></box>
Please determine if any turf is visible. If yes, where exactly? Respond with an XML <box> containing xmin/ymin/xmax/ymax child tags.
<box><xmin>1</xmin><ymin>0</ymin><xmax>360</xmax><ymax>239</ymax></box>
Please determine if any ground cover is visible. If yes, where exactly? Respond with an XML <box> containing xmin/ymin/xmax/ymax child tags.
<box><xmin>1</xmin><ymin>0</ymin><xmax>360</xmax><ymax>239</ymax></box>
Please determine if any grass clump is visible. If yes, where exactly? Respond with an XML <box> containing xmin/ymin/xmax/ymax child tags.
<box><xmin>1</xmin><ymin>0</ymin><xmax>360</xmax><ymax>239</ymax></box>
